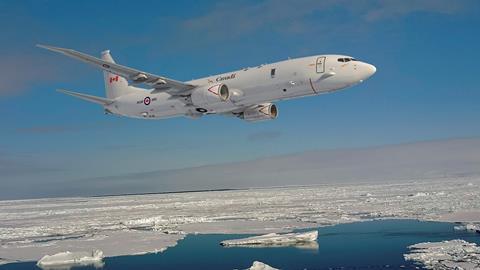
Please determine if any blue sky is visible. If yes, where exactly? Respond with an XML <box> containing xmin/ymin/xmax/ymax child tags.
<box><xmin>1</xmin><ymin>0</ymin><xmax>479</xmax><ymax>199</ymax></box>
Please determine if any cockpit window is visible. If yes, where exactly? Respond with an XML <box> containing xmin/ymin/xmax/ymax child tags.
<box><xmin>338</xmin><ymin>57</ymin><xmax>358</xmax><ymax>62</ymax></box>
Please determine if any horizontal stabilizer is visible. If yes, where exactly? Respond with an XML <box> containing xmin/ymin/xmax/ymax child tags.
<box><xmin>57</xmin><ymin>89</ymin><xmax>114</xmax><ymax>105</ymax></box>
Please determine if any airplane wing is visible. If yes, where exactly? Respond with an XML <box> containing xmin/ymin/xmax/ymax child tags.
<box><xmin>37</xmin><ymin>45</ymin><xmax>196</xmax><ymax>95</ymax></box>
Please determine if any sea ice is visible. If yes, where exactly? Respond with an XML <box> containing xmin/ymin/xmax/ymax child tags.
<box><xmin>221</xmin><ymin>230</ymin><xmax>318</xmax><ymax>247</ymax></box>
<box><xmin>247</xmin><ymin>261</ymin><xmax>279</xmax><ymax>270</ymax></box>
<box><xmin>411</xmin><ymin>192</ymin><xmax>429</xmax><ymax>197</ymax></box>
<box><xmin>1</xmin><ymin>176</ymin><xmax>480</xmax><ymax>265</ymax></box>
<box><xmin>37</xmin><ymin>250</ymin><xmax>104</xmax><ymax>269</ymax></box>
<box><xmin>0</xmin><ymin>230</ymin><xmax>182</xmax><ymax>266</ymax></box>
<box><xmin>404</xmin><ymin>239</ymin><xmax>480</xmax><ymax>270</ymax></box>
<box><xmin>453</xmin><ymin>223</ymin><xmax>480</xmax><ymax>233</ymax></box>
<box><xmin>0</xmin><ymin>258</ymin><xmax>17</xmax><ymax>266</ymax></box>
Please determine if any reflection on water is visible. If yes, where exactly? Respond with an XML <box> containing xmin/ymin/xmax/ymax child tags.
<box><xmin>38</xmin><ymin>261</ymin><xmax>104</xmax><ymax>270</ymax></box>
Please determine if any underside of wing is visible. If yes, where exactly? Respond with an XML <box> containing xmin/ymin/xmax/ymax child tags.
<box><xmin>37</xmin><ymin>45</ymin><xmax>196</xmax><ymax>95</ymax></box>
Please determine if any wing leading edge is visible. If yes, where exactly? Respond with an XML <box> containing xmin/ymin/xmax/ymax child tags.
<box><xmin>37</xmin><ymin>44</ymin><xmax>196</xmax><ymax>95</ymax></box>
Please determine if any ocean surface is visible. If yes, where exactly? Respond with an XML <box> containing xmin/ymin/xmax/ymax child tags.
<box><xmin>3</xmin><ymin>219</ymin><xmax>480</xmax><ymax>270</ymax></box>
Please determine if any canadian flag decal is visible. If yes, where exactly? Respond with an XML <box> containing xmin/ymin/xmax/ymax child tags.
<box><xmin>109</xmin><ymin>76</ymin><xmax>119</xmax><ymax>83</ymax></box>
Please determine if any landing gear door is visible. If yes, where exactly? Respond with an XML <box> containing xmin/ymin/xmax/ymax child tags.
<box><xmin>316</xmin><ymin>57</ymin><xmax>326</xmax><ymax>73</ymax></box>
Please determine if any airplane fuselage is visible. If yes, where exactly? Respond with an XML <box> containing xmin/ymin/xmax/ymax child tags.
<box><xmin>107</xmin><ymin>54</ymin><xmax>376</xmax><ymax>120</ymax></box>
<box><xmin>38</xmin><ymin>45</ymin><xmax>377</xmax><ymax>122</ymax></box>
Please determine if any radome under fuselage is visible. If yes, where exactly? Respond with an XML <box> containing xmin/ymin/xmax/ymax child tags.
<box><xmin>107</xmin><ymin>54</ymin><xmax>376</xmax><ymax>120</ymax></box>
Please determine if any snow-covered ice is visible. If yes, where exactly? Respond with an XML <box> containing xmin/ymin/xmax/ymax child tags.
<box><xmin>37</xmin><ymin>250</ymin><xmax>104</xmax><ymax>269</ymax></box>
<box><xmin>1</xmin><ymin>176</ymin><xmax>480</xmax><ymax>265</ymax></box>
<box><xmin>454</xmin><ymin>223</ymin><xmax>480</xmax><ymax>233</ymax></box>
<box><xmin>404</xmin><ymin>239</ymin><xmax>480</xmax><ymax>269</ymax></box>
<box><xmin>0</xmin><ymin>230</ymin><xmax>182</xmax><ymax>265</ymax></box>
<box><xmin>221</xmin><ymin>230</ymin><xmax>318</xmax><ymax>247</ymax></box>
<box><xmin>246</xmin><ymin>261</ymin><xmax>279</xmax><ymax>270</ymax></box>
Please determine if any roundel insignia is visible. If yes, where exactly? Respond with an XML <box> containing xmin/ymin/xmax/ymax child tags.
<box><xmin>144</xmin><ymin>97</ymin><xmax>151</xmax><ymax>105</ymax></box>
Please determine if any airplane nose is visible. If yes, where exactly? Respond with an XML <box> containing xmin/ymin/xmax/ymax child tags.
<box><xmin>359</xmin><ymin>62</ymin><xmax>376</xmax><ymax>81</ymax></box>
<box><xmin>365</xmin><ymin>63</ymin><xmax>376</xmax><ymax>77</ymax></box>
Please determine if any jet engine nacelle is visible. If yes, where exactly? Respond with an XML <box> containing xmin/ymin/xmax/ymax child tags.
<box><xmin>190</xmin><ymin>83</ymin><xmax>230</xmax><ymax>108</ymax></box>
<box><xmin>242</xmin><ymin>103</ymin><xmax>278</xmax><ymax>122</ymax></box>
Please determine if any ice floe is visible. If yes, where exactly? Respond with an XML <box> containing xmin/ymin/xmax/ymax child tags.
<box><xmin>37</xmin><ymin>250</ymin><xmax>104</xmax><ymax>269</ymax></box>
<box><xmin>404</xmin><ymin>240</ymin><xmax>480</xmax><ymax>270</ymax></box>
<box><xmin>246</xmin><ymin>261</ymin><xmax>279</xmax><ymax>270</ymax></box>
<box><xmin>221</xmin><ymin>230</ymin><xmax>318</xmax><ymax>247</ymax></box>
<box><xmin>0</xmin><ymin>258</ymin><xmax>19</xmax><ymax>266</ymax></box>
<box><xmin>410</xmin><ymin>192</ymin><xmax>429</xmax><ymax>197</ymax></box>
<box><xmin>454</xmin><ymin>223</ymin><xmax>480</xmax><ymax>233</ymax></box>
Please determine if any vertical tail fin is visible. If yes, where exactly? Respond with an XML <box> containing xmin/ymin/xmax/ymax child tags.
<box><xmin>101</xmin><ymin>50</ymin><xmax>134</xmax><ymax>99</ymax></box>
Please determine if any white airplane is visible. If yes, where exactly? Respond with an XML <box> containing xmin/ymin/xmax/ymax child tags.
<box><xmin>38</xmin><ymin>45</ymin><xmax>376</xmax><ymax>122</ymax></box>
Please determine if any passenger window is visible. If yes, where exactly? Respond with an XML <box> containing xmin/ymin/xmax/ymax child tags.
<box><xmin>271</xmin><ymin>68</ymin><xmax>276</xmax><ymax>78</ymax></box>
<box><xmin>345</xmin><ymin>58</ymin><xmax>351</xmax><ymax>62</ymax></box>
<box><xmin>338</xmin><ymin>58</ymin><xmax>344</xmax><ymax>62</ymax></box>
